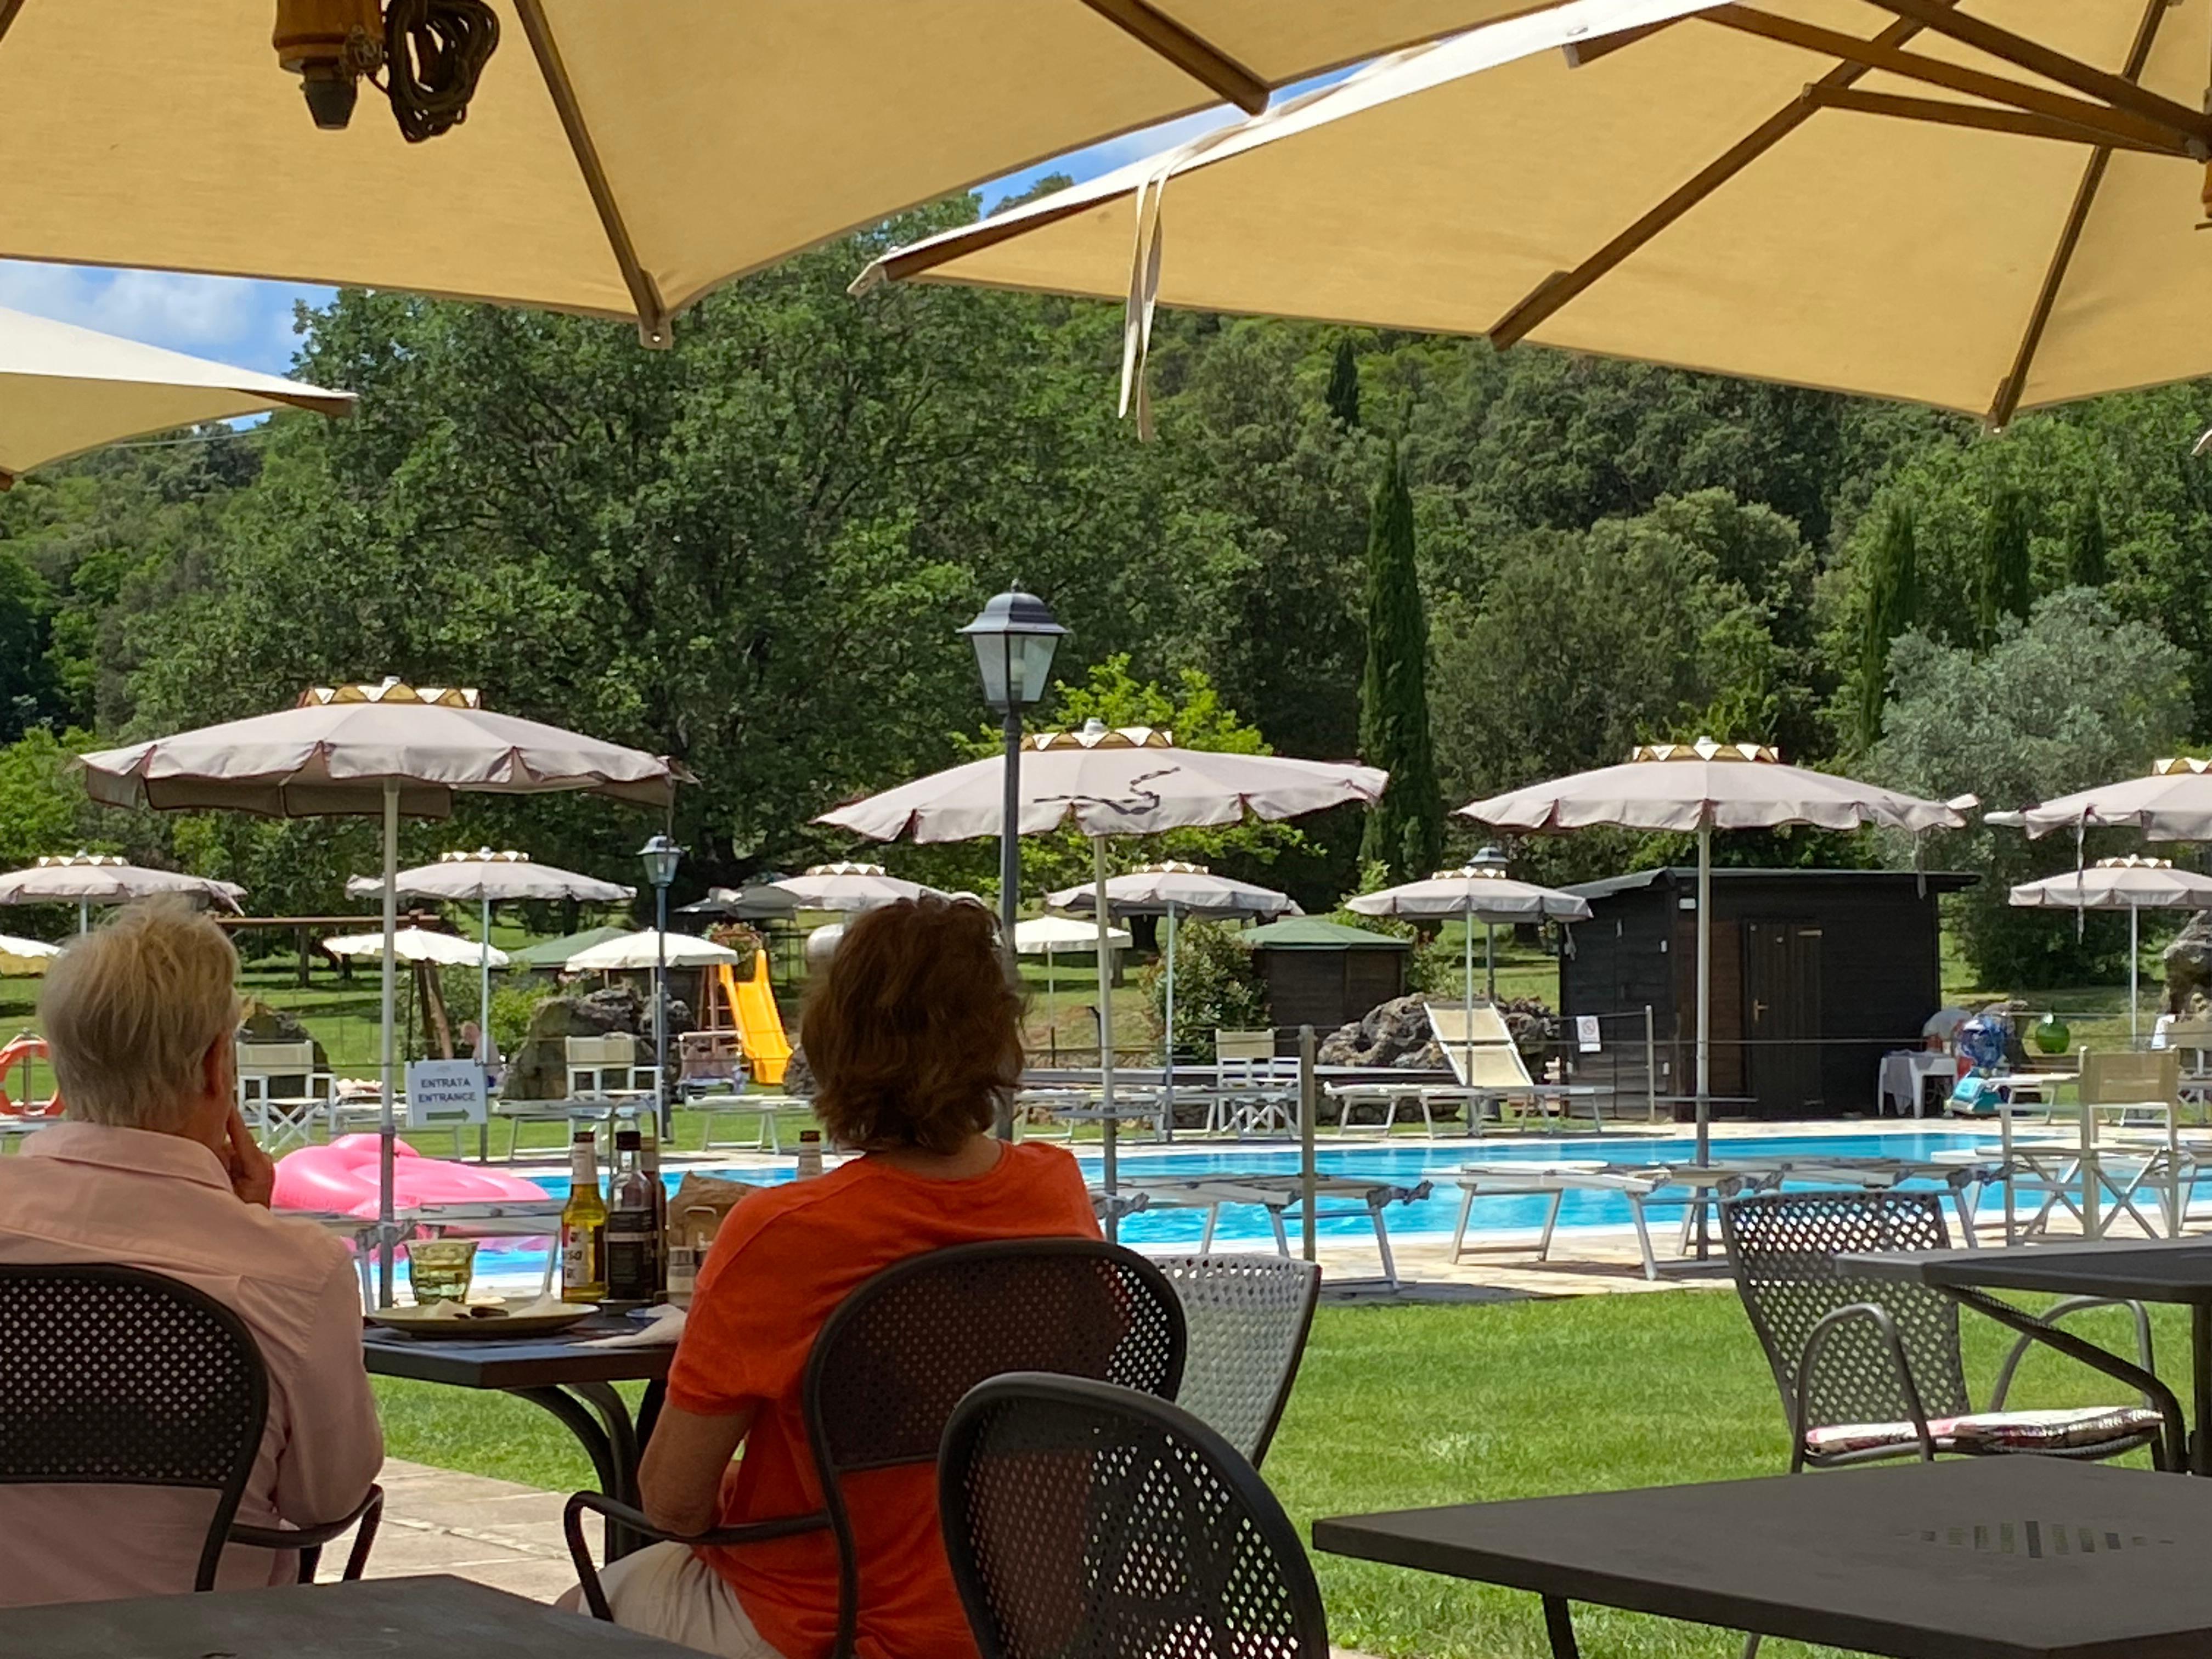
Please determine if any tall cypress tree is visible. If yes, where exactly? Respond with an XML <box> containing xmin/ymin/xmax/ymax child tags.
<box><xmin>1358</xmin><ymin>447</ymin><xmax>1443</xmax><ymax>882</ymax></box>
<box><xmin>2067</xmin><ymin>493</ymin><xmax>2108</xmax><ymax>589</ymax></box>
<box><xmin>1325</xmin><ymin>336</ymin><xmax>1361</xmax><ymax>428</ymax></box>
<box><xmin>1976</xmin><ymin>486</ymin><xmax>2035</xmax><ymax>647</ymax></box>
<box><xmin>1856</xmin><ymin>501</ymin><xmax>1919</xmax><ymax>754</ymax></box>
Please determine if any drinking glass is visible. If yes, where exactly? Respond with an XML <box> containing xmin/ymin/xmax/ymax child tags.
<box><xmin>406</xmin><ymin>1238</ymin><xmax>478</xmax><ymax>1306</ymax></box>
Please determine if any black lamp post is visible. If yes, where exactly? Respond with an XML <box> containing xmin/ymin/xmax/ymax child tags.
<box><xmin>638</xmin><ymin>832</ymin><xmax>682</xmax><ymax>1139</ymax></box>
<box><xmin>961</xmin><ymin>588</ymin><xmax>1066</xmax><ymax>1135</ymax></box>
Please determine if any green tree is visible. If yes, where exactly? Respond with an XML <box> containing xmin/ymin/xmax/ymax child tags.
<box><xmin>1138</xmin><ymin>920</ymin><xmax>1267</xmax><ymax>1060</ymax></box>
<box><xmin>1856</xmin><ymin>501</ymin><xmax>1919</xmax><ymax>754</ymax></box>
<box><xmin>1357</xmin><ymin>448</ymin><xmax>1443</xmax><ymax>882</ymax></box>
<box><xmin>1872</xmin><ymin>590</ymin><xmax>2188</xmax><ymax>986</ymax></box>
<box><xmin>1324</xmin><ymin>336</ymin><xmax>1361</xmax><ymax>428</ymax></box>
<box><xmin>1975</xmin><ymin>486</ymin><xmax>2035</xmax><ymax>647</ymax></box>
<box><xmin>2068</xmin><ymin>493</ymin><xmax>2108</xmax><ymax>589</ymax></box>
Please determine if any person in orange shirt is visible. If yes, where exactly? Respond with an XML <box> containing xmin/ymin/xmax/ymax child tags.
<box><xmin>569</xmin><ymin>895</ymin><xmax>1099</xmax><ymax>1658</ymax></box>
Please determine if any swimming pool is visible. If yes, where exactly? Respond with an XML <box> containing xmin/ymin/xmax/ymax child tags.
<box><xmin>460</xmin><ymin>1129</ymin><xmax>2004</xmax><ymax>1282</ymax></box>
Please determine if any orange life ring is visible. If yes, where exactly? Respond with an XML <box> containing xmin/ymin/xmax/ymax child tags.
<box><xmin>0</xmin><ymin>1035</ymin><xmax>60</xmax><ymax>1118</ymax></box>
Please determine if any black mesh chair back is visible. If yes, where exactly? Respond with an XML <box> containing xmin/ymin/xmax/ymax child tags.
<box><xmin>940</xmin><ymin>1373</ymin><xmax>1329</xmax><ymax>1659</ymax></box>
<box><xmin>1721</xmin><ymin>1190</ymin><xmax>1970</xmax><ymax>1441</ymax></box>
<box><xmin>802</xmin><ymin>1238</ymin><xmax>1187</xmax><ymax>1655</ymax></box>
<box><xmin>0</xmin><ymin>1262</ymin><xmax>267</xmax><ymax>1592</ymax></box>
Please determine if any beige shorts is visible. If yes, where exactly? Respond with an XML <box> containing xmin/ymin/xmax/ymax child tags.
<box><xmin>559</xmin><ymin>1542</ymin><xmax>787</xmax><ymax>1659</ymax></box>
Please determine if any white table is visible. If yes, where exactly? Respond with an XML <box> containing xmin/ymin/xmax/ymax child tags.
<box><xmin>1877</xmin><ymin>1049</ymin><xmax>1955</xmax><ymax>1117</ymax></box>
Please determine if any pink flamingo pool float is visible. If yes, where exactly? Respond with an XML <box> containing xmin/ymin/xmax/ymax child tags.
<box><xmin>274</xmin><ymin>1135</ymin><xmax>547</xmax><ymax>1218</ymax></box>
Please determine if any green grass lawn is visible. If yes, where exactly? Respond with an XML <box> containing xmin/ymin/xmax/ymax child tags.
<box><xmin>373</xmin><ymin>1288</ymin><xmax>2176</xmax><ymax>1659</ymax></box>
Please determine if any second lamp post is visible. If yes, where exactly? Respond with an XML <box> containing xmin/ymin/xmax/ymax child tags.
<box><xmin>638</xmin><ymin>832</ymin><xmax>681</xmax><ymax>1139</ymax></box>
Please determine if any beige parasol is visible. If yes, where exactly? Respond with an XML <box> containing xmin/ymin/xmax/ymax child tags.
<box><xmin>2010</xmin><ymin>855</ymin><xmax>2212</xmax><ymax>1039</ymax></box>
<box><xmin>0</xmin><ymin>853</ymin><xmax>245</xmax><ymax>933</ymax></box>
<box><xmin>859</xmin><ymin>0</ymin><xmax>2212</xmax><ymax>427</ymax></box>
<box><xmin>0</xmin><ymin>1</ymin><xmax>1532</xmax><ymax>346</ymax></box>
<box><xmin>323</xmin><ymin>924</ymin><xmax>512</xmax><ymax>968</ymax></box>
<box><xmin>1463</xmin><ymin>740</ymin><xmax>1966</xmax><ymax>1165</ymax></box>
<box><xmin>768</xmin><ymin>862</ymin><xmax>945</xmax><ymax>913</ymax></box>
<box><xmin>0</xmin><ymin>304</ymin><xmax>353</xmax><ymax>488</ymax></box>
<box><xmin>77</xmin><ymin>678</ymin><xmax>682</xmax><ymax>1304</ymax></box>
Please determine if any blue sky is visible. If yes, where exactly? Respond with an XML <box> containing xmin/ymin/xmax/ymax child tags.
<box><xmin>0</xmin><ymin>107</ymin><xmax>1233</xmax><ymax>380</ymax></box>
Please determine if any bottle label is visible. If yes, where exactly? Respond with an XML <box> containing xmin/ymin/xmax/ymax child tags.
<box><xmin>605</xmin><ymin>1215</ymin><xmax>659</xmax><ymax>1300</ymax></box>
<box><xmin>560</xmin><ymin>1223</ymin><xmax>603</xmax><ymax>1299</ymax></box>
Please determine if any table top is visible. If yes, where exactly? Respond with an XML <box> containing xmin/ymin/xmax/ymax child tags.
<box><xmin>1843</xmin><ymin>1237</ymin><xmax>2212</xmax><ymax>1305</ymax></box>
<box><xmin>0</xmin><ymin>1573</ymin><xmax>697</xmax><ymax>1656</ymax></box>
<box><xmin>1314</xmin><ymin>1457</ymin><xmax>2212</xmax><ymax>1659</ymax></box>
<box><xmin>363</xmin><ymin>1315</ymin><xmax>674</xmax><ymax>1388</ymax></box>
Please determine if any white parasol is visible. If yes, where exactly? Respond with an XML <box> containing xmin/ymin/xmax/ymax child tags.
<box><xmin>1047</xmin><ymin>861</ymin><xmax>1299</xmax><ymax>1103</ymax></box>
<box><xmin>322</xmin><ymin>926</ymin><xmax>512</xmax><ymax>969</ymax></box>
<box><xmin>1348</xmin><ymin>864</ymin><xmax>1590</xmax><ymax>1066</ymax></box>
<box><xmin>2014</xmin><ymin>759</ymin><xmax>2212</xmax><ymax>843</ymax></box>
<box><xmin>819</xmin><ymin>721</ymin><xmax>1385</xmax><ymax>1229</ymax></box>
<box><xmin>769</xmin><ymin>862</ymin><xmax>945</xmax><ymax>913</ymax></box>
<box><xmin>77</xmin><ymin>677</ymin><xmax>682</xmax><ymax>1304</ymax></box>
<box><xmin>0</xmin><ymin>933</ymin><xmax>62</xmax><ymax>976</ymax></box>
<box><xmin>1463</xmin><ymin>739</ymin><xmax>1965</xmax><ymax>1166</ymax></box>
<box><xmin>347</xmin><ymin>849</ymin><xmax>633</xmax><ymax>1061</ymax></box>
<box><xmin>2009</xmin><ymin>855</ymin><xmax>2212</xmax><ymax>1041</ymax></box>
<box><xmin>0</xmin><ymin>852</ymin><xmax>245</xmax><ymax>933</ymax></box>
<box><xmin>563</xmin><ymin>929</ymin><xmax>743</xmax><ymax>973</ymax></box>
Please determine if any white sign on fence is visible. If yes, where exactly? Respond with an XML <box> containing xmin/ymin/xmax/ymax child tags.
<box><xmin>1575</xmin><ymin>1015</ymin><xmax>1602</xmax><ymax>1054</ymax></box>
<box><xmin>405</xmin><ymin>1059</ymin><xmax>488</xmax><ymax>1127</ymax></box>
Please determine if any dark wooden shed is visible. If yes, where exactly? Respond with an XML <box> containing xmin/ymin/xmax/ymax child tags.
<box><xmin>1559</xmin><ymin>868</ymin><xmax>1975</xmax><ymax>1120</ymax></box>
<box><xmin>1245</xmin><ymin>917</ymin><xmax>1410</xmax><ymax>1043</ymax></box>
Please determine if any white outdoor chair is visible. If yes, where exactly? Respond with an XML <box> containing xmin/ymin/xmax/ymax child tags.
<box><xmin>1210</xmin><ymin>1029</ymin><xmax>1296</xmax><ymax>1137</ymax></box>
<box><xmin>564</xmin><ymin>1034</ymin><xmax>659</xmax><ymax>1101</ymax></box>
<box><xmin>1150</xmin><ymin>1252</ymin><xmax>1320</xmax><ymax>1467</ymax></box>
<box><xmin>235</xmin><ymin>1039</ymin><xmax>334</xmax><ymax>1150</ymax></box>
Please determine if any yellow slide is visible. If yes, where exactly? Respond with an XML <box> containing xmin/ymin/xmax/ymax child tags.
<box><xmin>724</xmin><ymin>950</ymin><xmax>791</xmax><ymax>1085</ymax></box>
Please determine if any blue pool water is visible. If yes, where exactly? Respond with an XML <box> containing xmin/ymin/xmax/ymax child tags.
<box><xmin>470</xmin><ymin>1130</ymin><xmax>2002</xmax><ymax>1278</ymax></box>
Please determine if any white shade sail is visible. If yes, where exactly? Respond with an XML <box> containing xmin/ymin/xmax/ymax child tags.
<box><xmin>77</xmin><ymin>679</ymin><xmax>681</xmax><ymax>819</ymax></box>
<box><xmin>860</xmin><ymin>0</ymin><xmax>2212</xmax><ymax>426</ymax></box>
<box><xmin>1047</xmin><ymin>861</ymin><xmax>1299</xmax><ymax>919</ymax></box>
<box><xmin>1015</xmin><ymin>915</ymin><xmax>1132</xmax><ymax>954</ymax></box>
<box><xmin>1461</xmin><ymin>741</ymin><xmax>1967</xmax><ymax>836</ymax></box>
<box><xmin>2013</xmin><ymin>760</ymin><xmax>2212</xmax><ymax>842</ymax></box>
<box><xmin>1347</xmin><ymin>866</ymin><xmax>1592</xmax><ymax>923</ymax></box>
<box><xmin>769</xmin><ymin>862</ymin><xmax>946</xmax><ymax>912</ymax></box>
<box><xmin>323</xmin><ymin>926</ymin><xmax>510</xmax><ymax>968</ymax></box>
<box><xmin>0</xmin><ymin>1</ymin><xmax>1528</xmax><ymax>345</ymax></box>
<box><xmin>563</xmin><ymin>929</ymin><xmax>742</xmax><ymax>973</ymax></box>
<box><xmin>0</xmin><ymin>855</ymin><xmax>242</xmax><ymax>911</ymax></box>
<box><xmin>345</xmin><ymin>849</ymin><xmax>634</xmax><ymax>904</ymax></box>
<box><xmin>819</xmin><ymin>723</ymin><xmax>1386</xmax><ymax>843</ymax></box>
<box><xmin>0</xmin><ymin>304</ymin><xmax>352</xmax><ymax>486</ymax></box>
<box><xmin>2009</xmin><ymin>857</ymin><xmax>2212</xmax><ymax>911</ymax></box>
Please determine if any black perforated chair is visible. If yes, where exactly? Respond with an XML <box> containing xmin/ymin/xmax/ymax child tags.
<box><xmin>939</xmin><ymin>1373</ymin><xmax>1329</xmax><ymax>1659</ymax></box>
<box><xmin>1722</xmin><ymin>1190</ymin><xmax>2164</xmax><ymax>1473</ymax></box>
<box><xmin>0</xmin><ymin>1262</ymin><xmax>382</xmax><ymax>1592</ymax></box>
<box><xmin>565</xmin><ymin>1237</ymin><xmax>1186</xmax><ymax>1657</ymax></box>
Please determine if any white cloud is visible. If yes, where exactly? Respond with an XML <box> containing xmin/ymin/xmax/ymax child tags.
<box><xmin>0</xmin><ymin>262</ymin><xmax>328</xmax><ymax>375</ymax></box>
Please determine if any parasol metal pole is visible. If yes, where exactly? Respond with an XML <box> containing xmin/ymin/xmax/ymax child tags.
<box><xmin>1163</xmin><ymin>901</ymin><xmax>1177</xmax><ymax>1133</ymax></box>
<box><xmin>1485</xmin><ymin>921</ymin><xmax>1497</xmax><ymax>1000</ymax></box>
<box><xmin>2131</xmin><ymin>904</ymin><xmax>2140</xmax><ymax>1044</ymax></box>
<box><xmin>1695</xmin><ymin>820</ymin><xmax>1714</xmax><ymax>1259</ymax></box>
<box><xmin>378</xmin><ymin>778</ymin><xmax>400</xmax><ymax>1308</ymax></box>
<box><xmin>1462</xmin><ymin>901</ymin><xmax>1476</xmax><ymax>1097</ymax></box>
<box><xmin>1093</xmin><ymin>834</ymin><xmax>1118</xmax><ymax>1240</ymax></box>
<box><xmin>1299</xmin><ymin>1023</ymin><xmax>1318</xmax><ymax>1264</ymax></box>
<box><xmin>479</xmin><ymin>895</ymin><xmax>493</xmax><ymax>1064</ymax></box>
<box><xmin>995</xmin><ymin>706</ymin><xmax>1023</xmax><ymax>1141</ymax></box>
<box><xmin>75</xmin><ymin>899</ymin><xmax>88</xmax><ymax>936</ymax></box>
<box><xmin>1645</xmin><ymin>1004</ymin><xmax>1658</xmax><ymax>1122</ymax></box>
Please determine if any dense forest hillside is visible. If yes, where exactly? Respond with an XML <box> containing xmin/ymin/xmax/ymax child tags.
<box><xmin>5</xmin><ymin>196</ymin><xmax>2210</xmax><ymax>983</ymax></box>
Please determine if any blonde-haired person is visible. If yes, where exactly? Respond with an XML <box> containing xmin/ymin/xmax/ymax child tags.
<box><xmin>0</xmin><ymin>896</ymin><xmax>382</xmax><ymax>1606</ymax></box>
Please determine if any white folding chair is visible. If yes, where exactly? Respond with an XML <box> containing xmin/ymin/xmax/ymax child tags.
<box><xmin>564</xmin><ymin>1033</ymin><xmax>659</xmax><ymax>1101</ymax></box>
<box><xmin>235</xmin><ymin>1039</ymin><xmax>334</xmax><ymax>1150</ymax></box>
<box><xmin>1210</xmin><ymin>1029</ymin><xmax>1295</xmax><ymax>1137</ymax></box>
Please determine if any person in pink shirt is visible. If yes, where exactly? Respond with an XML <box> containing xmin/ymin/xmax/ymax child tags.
<box><xmin>0</xmin><ymin>897</ymin><xmax>383</xmax><ymax>1606</ymax></box>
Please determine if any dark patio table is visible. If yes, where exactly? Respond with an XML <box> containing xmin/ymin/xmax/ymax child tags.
<box><xmin>1315</xmin><ymin>1456</ymin><xmax>2212</xmax><ymax>1659</ymax></box>
<box><xmin>362</xmin><ymin>1317</ymin><xmax>672</xmax><ymax>1556</ymax></box>
<box><xmin>0</xmin><ymin>1573</ymin><xmax>696</xmax><ymax>1656</ymax></box>
<box><xmin>1843</xmin><ymin>1236</ymin><xmax>2211</xmax><ymax>1474</ymax></box>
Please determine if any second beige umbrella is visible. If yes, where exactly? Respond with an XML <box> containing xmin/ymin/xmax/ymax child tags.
<box><xmin>0</xmin><ymin>853</ymin><xmax>245</xmax><ymax>933</ymax></box>
<box><xmin>862</xmin><ymin>0</ymin><xmax>2212</xmax><ymax>427</ymax></box>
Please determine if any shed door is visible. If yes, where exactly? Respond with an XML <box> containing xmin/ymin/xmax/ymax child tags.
<box><xmin>1745</xmin><ymin>921</ymin><xmax>1823</xmax><ymax>1118</ymax></box>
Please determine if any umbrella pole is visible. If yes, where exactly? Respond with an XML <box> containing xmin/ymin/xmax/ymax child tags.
<box><xmin>1164</xmin><ymin>902</ymin><xmax>1177</xmax><ymax>1128</ymax></box>
<box><xmin>377</xmin><ymin>780</ymin><xmax>399</xmax><ymax>1308</ymax></box>
<box><xmin>2131</xmin><ymin>905</ymin><xmax>2140</xmax><ymax>1044</ymax></box>
<box><xmin>1696</xmin><ymin>822</ymin><xmax>1712</xmax><ymax>1168</ymax></box>
<box><xmin>75</xmin><ymin>899</ymin><xmax>88</xmax><ymax>936</ymax></box>
<box><xmin>479</xmin><ymin>895</ymin><xmax>493</xmax><ymax>1063</ymax></box>
<box><xmin>1093</xmin><ymin>835</ymin><xmax>1118</xmax><ymax>1242</ymax></box>
<box><xmin>1463</xmin><ymin>908</ymin><xmax>1475</xmax><ymax>1103</ymax></box>
<box><xmin>1485</xmin><ymin>922</ymin><xmax>1496</xmax><ymax>1000</ymax></box>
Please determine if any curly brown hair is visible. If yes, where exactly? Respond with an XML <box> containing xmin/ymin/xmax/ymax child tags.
<box><xmin>802</xmin><ymin>896</ymin><xmax>1022</xmax><ymax>1155</ymax></box>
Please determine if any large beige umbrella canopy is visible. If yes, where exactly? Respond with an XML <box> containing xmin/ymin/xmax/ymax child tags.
<box><xmin>769</xmin><ymin>862</ymin><xmax>945</xmax><ymax>913</ymax></box>
<box><xmin>0</xmin><ymin>304</ymin><xmax>353</xmax><ymax>488</ymax></box>
<box><xmin>2010</xmin><ymin>856</ymin><xmax>2212</xmax><ymax>1039</ymax></box>
<box><xmin>1350</xmin><ymin>865</ymin><xmax>1592</xmax><ymax>1045</ymax></box>
<box><xmin>2013</xmin><ymin>758</ymin><xmax>2212</xmax><ymax>842</ymax></box>
<box><xmin>0</xmin><ymin>2</ymin><xmax>1527</xmax><ymax>346</ymax></box>
<box><xmin>861</xmin><ymin>0</ymin><xmax>2212</xmax><ymax>426</ymax></box>
<box><xmin>1047</xmin><ymin>861</ymin><xmax>1299</xmax><ymax>1092</ymax></box>
<box><xmin>819</xmin><ymin>722</ymin><xmax>1386</xmax><ymax>1225</ymax></box>
<box><xmin>77</xmin><ymin>678</ymin><xmax>682</xmax><ymax>1304</ymax></box>
<box><xmin>1463</xmin><ymin>740</ymin><xmax>1967</xmax><ymax>1164</ymax></box>
<box><xmin>0</xmin><ymin>853</ymin><xmax>245</xmax><ymax>933</ymax></box>
<box><xmin>564</xmin><ymin>929</ymin><xmax>742</xmax><ymax>973</ymax></box>
<box><xmin>346</xmin><ymin>849</ymin><xmax>634</xmax><ymax>1060</ymax></box>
